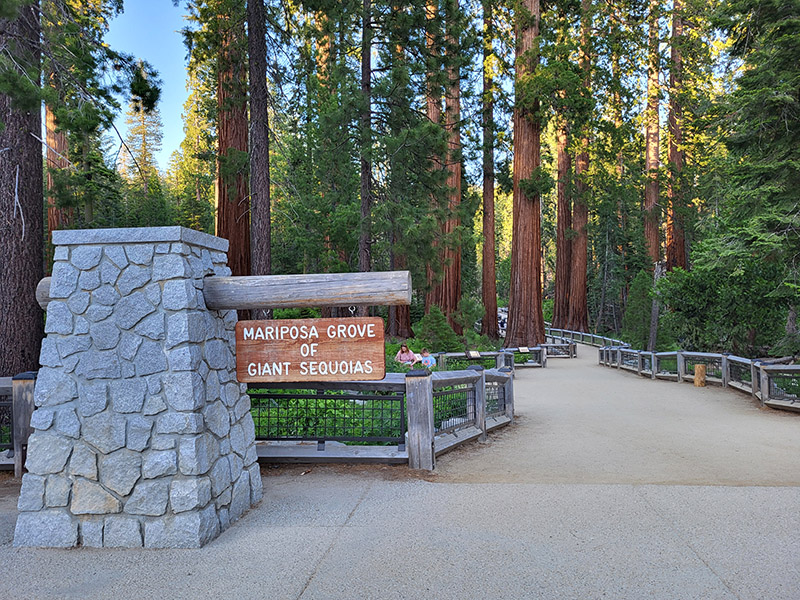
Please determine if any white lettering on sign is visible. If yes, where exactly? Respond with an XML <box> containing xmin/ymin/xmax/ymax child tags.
<box><xmin>247</xmin><ymin>362</ymin><xmax>293</xmax><ymax>377</ymax></box>
<box><xmin>243</xmin><ymin>324</ymin><xmax>320</xmax><ymax>341</ymax></box>
<box><xmin>299</xmin><ymin>360</ymin><xmax>374</xmax><ymax>376</ymax></box>
<box><xmin>325</xmin><ymin>322</ymin><xmax>376</xmax><ymax>339</ymax></box>
<box><xmin>236</xmin><ymin>317</ymin><xmax>384</xmax><ymax>383</ymax></box>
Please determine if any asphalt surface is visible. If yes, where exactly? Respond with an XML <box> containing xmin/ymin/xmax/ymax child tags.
<box><xmin>1</xmin><ymin>345</ymin><xmax>798</xmax><ymax>599</ymax></box>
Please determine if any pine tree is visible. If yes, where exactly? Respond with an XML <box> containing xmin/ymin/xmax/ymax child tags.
<box><xmin>122</xmin><ymin>97</ymin><xmax>164</xmax><ymax>186</ymax></box>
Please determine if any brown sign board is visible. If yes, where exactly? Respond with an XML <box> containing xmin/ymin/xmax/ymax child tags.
<box><xmin>235</xmin><ymin>317</ymin><xmax>385</xmax><ymax>383</ymax></box>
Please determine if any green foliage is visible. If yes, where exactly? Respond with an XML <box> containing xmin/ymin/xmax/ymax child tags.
<box><xmin>542</xmin><ymin>298</ymin><xmax>554</xmax><ymax>323</ymax></box>
<box><xmin>621</xmin><ymin>270</ymin><xmax>654</xmax><ymax>350</ymax></box>
<box><xmin>250</xmin><ymin>392</ymin><xmax>403</xmax><ymax>443</ymax></box>
<box><xmin>272</xmin><ymin>307</ymin><xmax>322</xmax><ymax>320</ymax></box>
<box><xmin>414</xmin><ymin>306</ymin><xmax>463</xmax><ymax>352</ymax></box>
<box><xmin>658</xmin><ymin>253</ymin><xmax>786</xmax><ymax>356</ymax></box>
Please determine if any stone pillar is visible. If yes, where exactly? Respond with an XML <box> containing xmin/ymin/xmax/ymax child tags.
<box><xmin>14</xmin><ymin>227</ymin><xmax>262</xmax><ymax>548</ymax></box>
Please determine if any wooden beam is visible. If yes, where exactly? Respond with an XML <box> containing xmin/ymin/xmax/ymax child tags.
<box><xmin>204</xmin><ymin>271</ymin><xmax>411</xmax><ymax>310</ymax></box>
<box><xmin>36</xmin><ymin>271</ymin><xmax>412</xmax><ymax>311</ymax></box>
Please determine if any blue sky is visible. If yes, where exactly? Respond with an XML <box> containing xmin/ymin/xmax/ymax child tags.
<box><xmin>106</xmin><ymin>1</ymin><xmax>190</xmax><ymax>170</ymax></box>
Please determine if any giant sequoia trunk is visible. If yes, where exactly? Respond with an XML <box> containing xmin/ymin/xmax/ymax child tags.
<box><xmin>216</xmin><ymin>14</ymin><xmax>251</xmax><ymax>278</ymax></box>
<box><xmin>665</xmin><ymin>0</ymin><xmax>686</xmax><ymax>271</ymax></box>
<box><xmin>45</xmin><ymin>103</ymin><xmax>72</xmax><ymax>271</ymax></box>
<box><xmin>506</xmin><ymin>0</ymin><xmax>545</xmax><ymax>348</ymax></box>
<box><xmin>425</xmin><ymin>0</ymin><xmax>462</xmax><ymax>333</ymax></box>
<box><xmin>480</xmin><ymin>0</ymin><xmax>498</xmax><ymax>340</ymax></box>
<box><xmin>248</xmin><ymin>0</ymin><xmax>271</xmax><ymax>310</ymax></box>
<box><xmin>565</xmin><ymin>0</ymin><xmax>591</xmax><ymax>333</ymax></box>
<box><xmin>552</xmin><ymin>111</ymin><xmax>571</xmax><ymax>329</ymax></box>
<box><xmin>0</xmin><ymin>3</ymin><xmax>44</xmax><ymax>374</ymax></box>
<box><xmin>644</xmin><ymin>0</ymin><xmax>661</xmax><ymax>265</ymax></box>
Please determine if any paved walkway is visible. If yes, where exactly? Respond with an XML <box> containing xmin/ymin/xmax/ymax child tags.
<box><xmin>1</xmin><ymin>345</ymin><xmax>798</xmax><ymax>599</ymax></box>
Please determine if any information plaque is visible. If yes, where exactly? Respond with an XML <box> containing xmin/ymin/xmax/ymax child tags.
<box><xmin>235</xmin><ymin>317</ymin><xmax>386</xmax><ymax>382</ymax></box>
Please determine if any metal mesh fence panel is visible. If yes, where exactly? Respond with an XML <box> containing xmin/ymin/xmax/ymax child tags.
<box><xmin>485</xmin><ymin>382</ymin><xmax>506</xmax><ymax>418</ymax></box>
<box><xmin>728</xmin><ymin>360</ymin><xmax>753</xmax><ymax>387</ymax></box>
<box><xmin>768</xmin><ymin>374</ymin><xmax>800</xmax><ymax>404</ymax></box>
<box><xmin>0</xmin><ymin>392</ymin><xmax>11</xmax><ymax>451</ymax></box>
<box><xmin>433</xmin><ymin>386</ymin><xmax>475</xmax><ymax>434</ymax></box>
<box><xmin>685</xmin><ymin>356</ymin><xmax>723</xmax><ymax>379</ymax></box>
<box><xmin>248</xmin><ymin>389</ymin><xmax>405</xmax><ymax>444</ymax></box>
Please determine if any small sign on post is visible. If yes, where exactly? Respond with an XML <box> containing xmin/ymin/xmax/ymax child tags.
<box><xmin>236</xmin><ymin>317</ymin><xmax>386</xmax><ymax>383</ymax></box>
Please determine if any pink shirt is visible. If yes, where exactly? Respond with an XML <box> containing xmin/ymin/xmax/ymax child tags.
<box><xmin>395</xmin><ymin>349</ymin><xmax>416</xmax><ymax>363</ymax></box>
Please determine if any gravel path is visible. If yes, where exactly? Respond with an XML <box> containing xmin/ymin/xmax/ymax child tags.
<box><xmin>434</xmin><ymin>346</ymin><xmax>800</xmax><ymax>485</ymax></box>
<box><xmin>0</xmin><ymin>345</ymin><xmax>798</xmax><ymax>599</ymax></box>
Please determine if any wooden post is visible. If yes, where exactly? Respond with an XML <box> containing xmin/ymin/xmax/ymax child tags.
<box><xmin>500</xmin><ymin>367</ymin><xmax>514</xmax><ymax>422</ymax></box>
<box><xmin>649</xmin><ymin>353</ymin><xmax>657</xmax><ymax>380</ymax></box>
<box><xmin>598</xmin><ymin>348</ymin><xmax>604</xmax><ymax>366</ymax></box>
<box><xmin>637</xmin><ymin>351</ymin><xmax>643</xmax><ymax>375</ymax></box>
<box><xmin>616</xmin><ymin>348</ymin><xmax>622</xmax><ymax>369</ymax></box>
<box><xmin>759</xmin><ymin>365</ymin><xmax>769</xmax><ymax>405</ymax></box>
<box><xmin>467</xmin><ymin>366</ymin><xmax>486</xmax><ymax>441</ymax></box>
<box><xmin>677</xmin><ymin>352</ymin><xmax>686</xmax><ymax>382</ymax></box>
<box><xmin>721</xmin><ymin>355</ymin><xmax>729</xmax><ymax>388</ymax></box>
<box><xmin>405</xmin><ymin>370</ymin><xmax>435</xmax><ymax>470</ymax></box>
<box><xmin>12</xmin><ymin>371</ymin><xmax>36</xmax><ymax>479</ymax></box>
<box><xmin>693</xmin><ymin>363</ymin><xmax>706</xmax><ymax>387</ymax></box>
<box><xmin>542</xmin><ymin>347</ymin><xmax>548</xmax><ymax>368</ymax></box>
<box><xmin>750</xmin><ymin>360</ymin><xmax>760</xmax><ymax>398</ymax></box>
<box><xmin>437</xmin><ymin>353</ymin><xmax>447</xmax><ymax>370</ymax></box>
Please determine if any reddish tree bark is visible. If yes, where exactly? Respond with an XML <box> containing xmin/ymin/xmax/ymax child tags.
<box><xmin>45</xmin><ymin>103</ymin><xmax>73</xmax><ymax>273</ymax></box>
<box><xmin>644</xmin><ymin>0</ymin><xmax>661</xmax><ymax>266</ymax></box>
<box><xmin>216</xmin><ymin>14</ymin><xmax>251</xmax><ymax>278</ymax></box>
<box><xmin>565</xmin><ymin>0</ymin><xmax>591</xmax><ymax>333</ymax></box>
<box><xmin>552</xmin><ymin>111</ymin><xmax>571</xmax><ymax>329</ymax></box>
<box><xmin>506</xmin><ymin>0</ymin><xmax>545</xmax><ymax>348</ymax></box>
<box><xmin>665</xmin><ymin>0</ymin><xmax>686</xmax><ymax>271</ymax></box>
<box><xmin>480</xmin><ymin>0</ymin><xmax>498</xmax><ymax>340</ymax></box>
<box><xmin>427</xmin><ymin>2</ymin><xmax>462</xmax><ymax>333</ymax></box>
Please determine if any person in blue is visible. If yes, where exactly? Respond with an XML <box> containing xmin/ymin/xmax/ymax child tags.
<box><xmin>420</xmin><ymin>348</ymin><xmax>436</xmax><ymax>369</ymax></box>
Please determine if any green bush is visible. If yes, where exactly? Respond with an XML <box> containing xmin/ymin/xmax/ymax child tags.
<box><xmin>414</xmin><ymin>306</ymin><xmax>463</xmax><ymax>352</ymax></box>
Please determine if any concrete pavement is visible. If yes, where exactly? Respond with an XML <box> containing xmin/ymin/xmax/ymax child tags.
<box><xmin>1</xmin><ymin>345</ymin><xmax>798</xmax><ymax>599</ymax></box>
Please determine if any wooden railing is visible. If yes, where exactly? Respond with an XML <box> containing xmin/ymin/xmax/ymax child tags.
<box><xmin>434</xmin><ymin>348</ymin><xmax>547</xmax><ymax>371</ymax></box>
<box><xmin>597</xmin><ymin>346</ymin><xmax>799</xmax><ymax>413</ymax></box>
<box><xmin>0</xmin><ymin>372</ymin><xmax>36</xmax><ymax>477</ymax></box>
<box><xmin>251</xmin><ymin>366</ymin><xmax>514</xmax><ymax>470</ymax></box>
<box><xmin>545</xmin><ymin>325</ymin><xmax>629</xmax><ymax>349</ymax></box>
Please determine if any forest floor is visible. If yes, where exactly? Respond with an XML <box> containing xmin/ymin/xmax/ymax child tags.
<box><xmin>0</xmin><ymin>345</ymin><xmax>798</xmax><ymax>599</ymax></box>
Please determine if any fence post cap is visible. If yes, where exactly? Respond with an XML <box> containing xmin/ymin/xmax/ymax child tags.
<box><xmin>466</xmin><ymin>364</ymin><xmax>485</xmax><ymax>372</ymax></box>
<box><xmin>405</xmin><ymin>369</ymin><xmax>431</xmax><ymax>378</ymax></box>
<box><xmin>12</xmin><ymin>371</ymin><xmax>38</xmax><ymax>381</ymax></box>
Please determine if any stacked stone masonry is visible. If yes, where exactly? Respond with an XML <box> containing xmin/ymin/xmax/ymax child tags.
<box><xmin>14</xmin><ymin>227</ymin><xmax>263</xmax><ymax>548</ymax></box>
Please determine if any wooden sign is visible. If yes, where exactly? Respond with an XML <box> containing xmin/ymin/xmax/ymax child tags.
<box><xmin>235</xmin><ymin>317</ymin><xmax>385</xmax><ymax>382</ymax></box>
